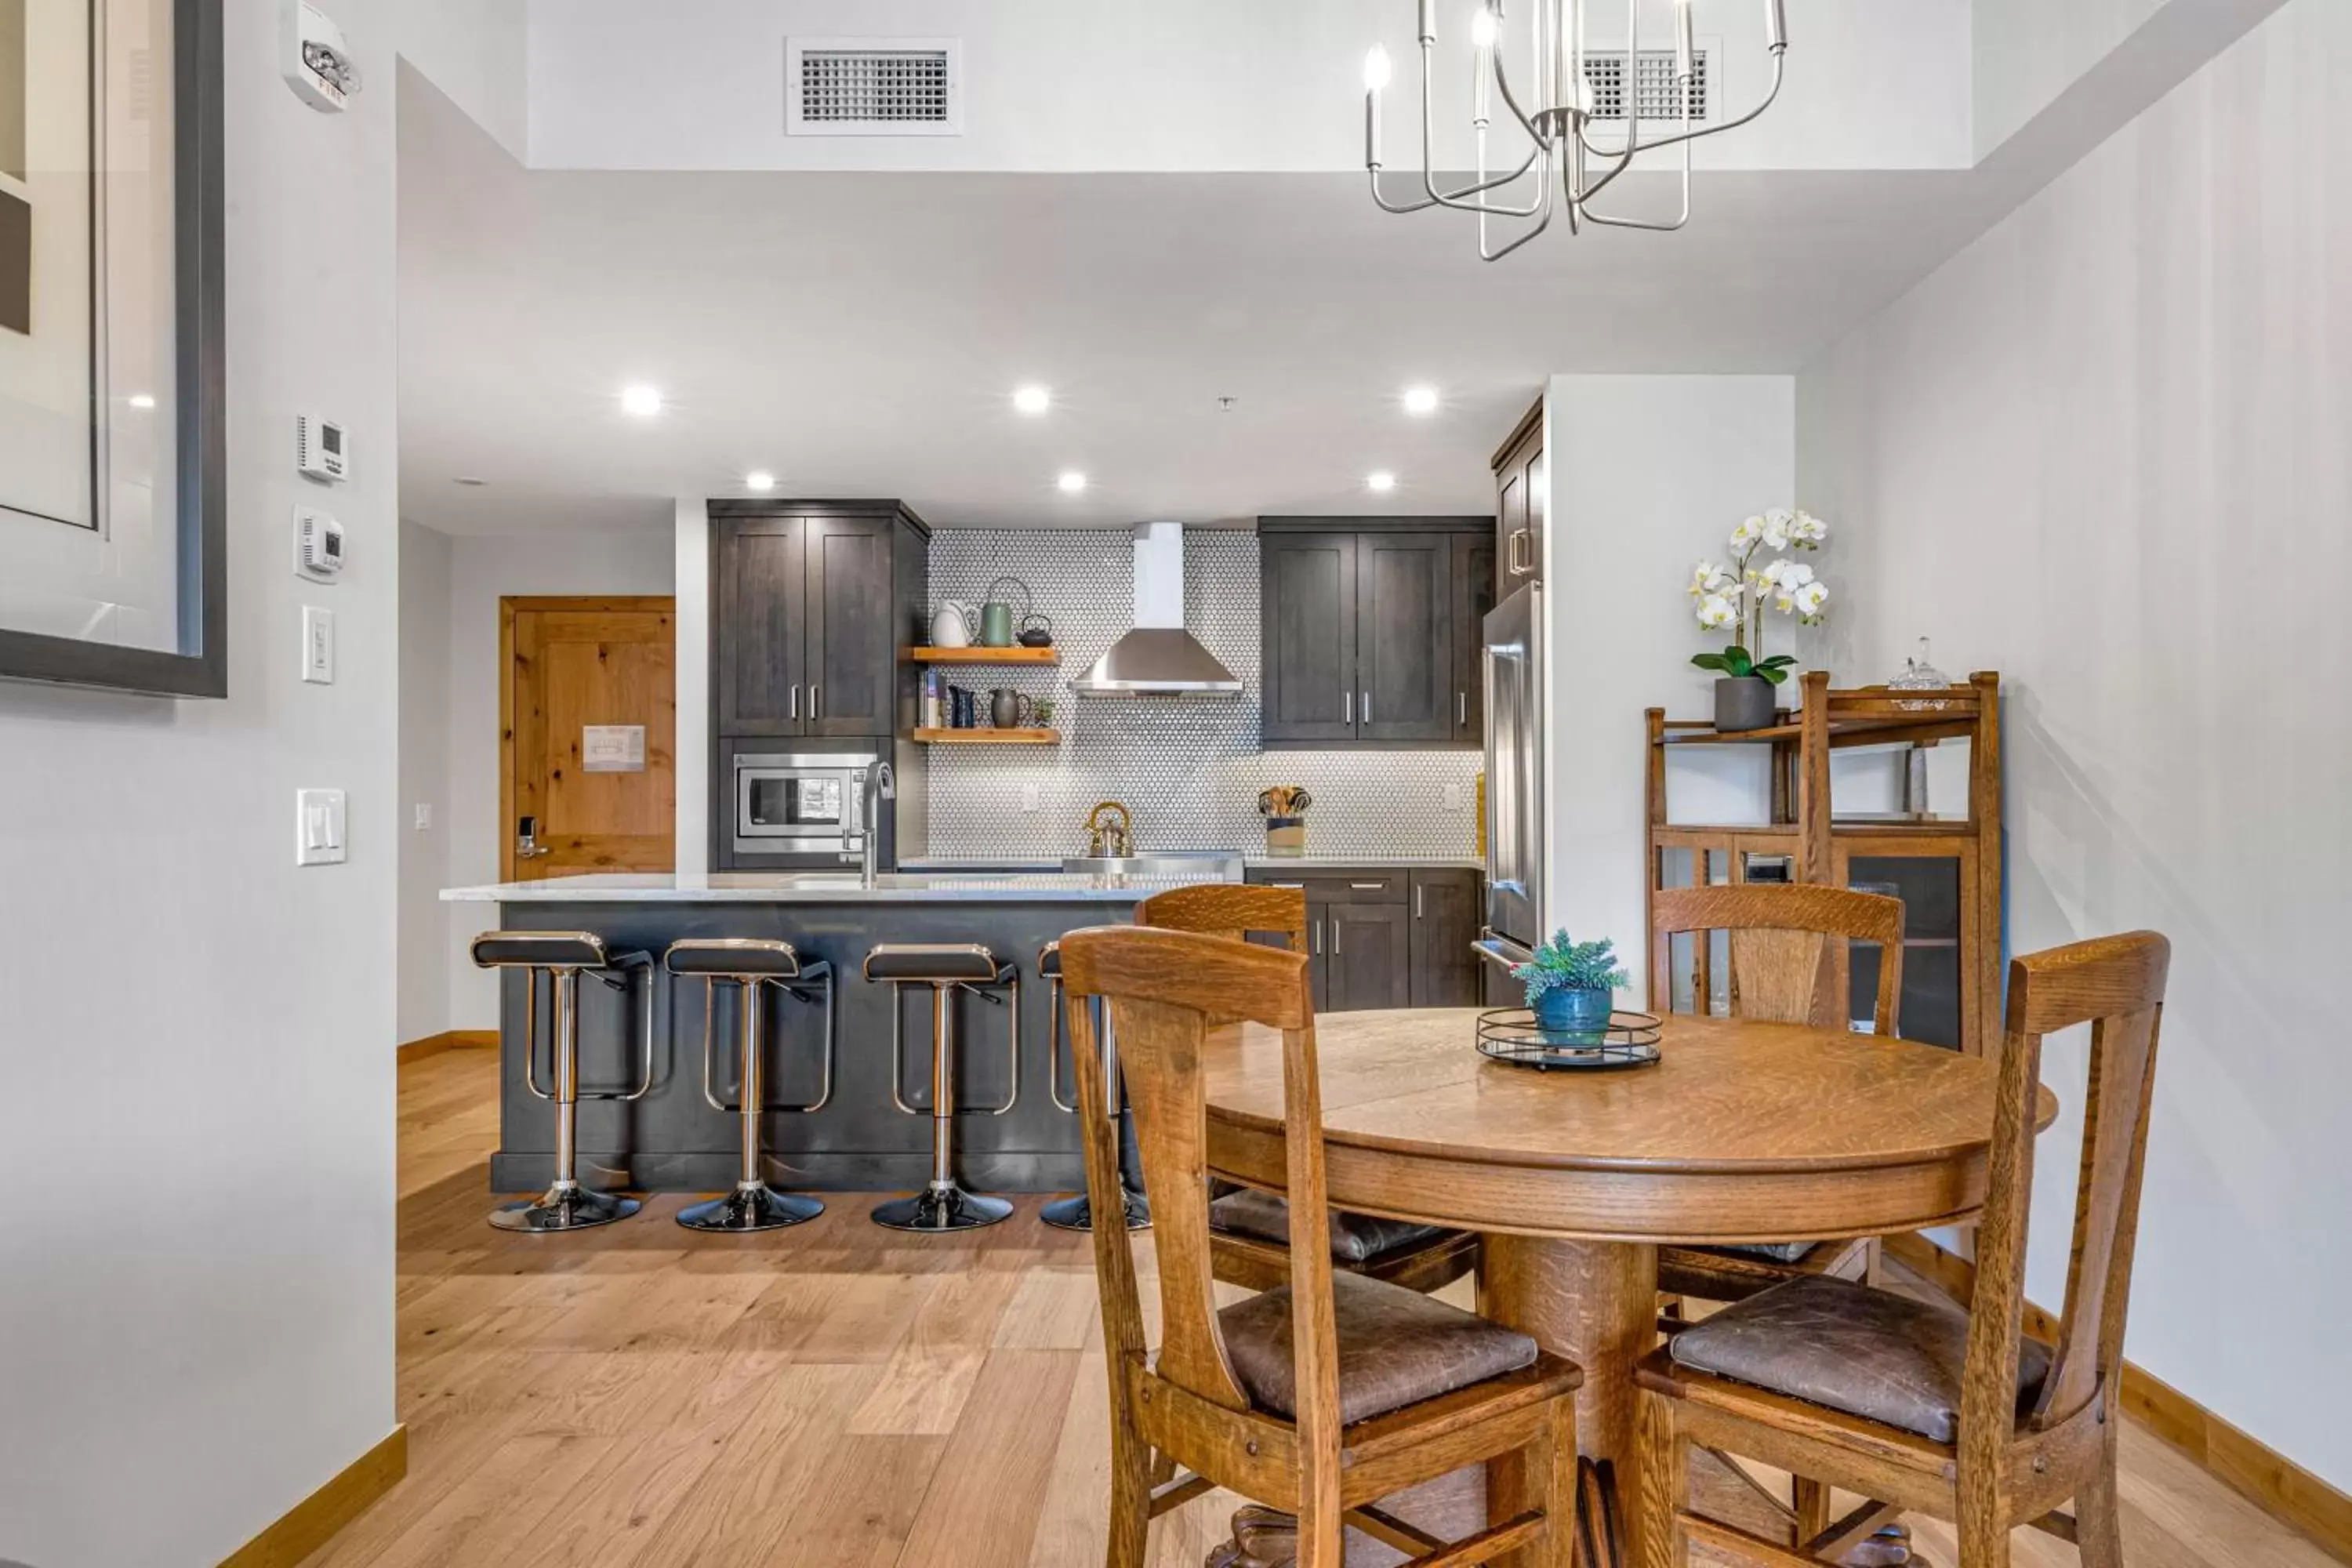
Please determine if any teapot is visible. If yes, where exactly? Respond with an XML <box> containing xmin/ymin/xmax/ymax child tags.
<box><xmin>930</xmin><ymin>601</ymin><xmax>980</xmax><ymax>649</ymax></box>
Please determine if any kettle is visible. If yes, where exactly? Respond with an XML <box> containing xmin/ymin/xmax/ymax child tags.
<box><xmin>930</xmin><ymin>601</ymin><xmax>979</xmax><ymax>649</ymax></box>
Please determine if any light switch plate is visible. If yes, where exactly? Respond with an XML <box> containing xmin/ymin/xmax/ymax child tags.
<box><xmin>297</xmin><ymin>788</ymin><xmax>347</xmax><ymax>866</ymax></box>
<box><xmin>1021</xmin><ymin>783</ymin><xmax>1040</xmax><ymax>813</ymax></box>
<box><xmin>413</xmin><ymin>803</ymin><xmax>433</xmax><ymax>831</ymax></box>
<box><xmin>1443</xmin><ymin>783</ymin><xmax>1464</xmax><ymax>811</ymax></box>
<box><xmin>301</xmin><ymin>605</ymin><xmax>335</xmax><ymax>684</ymax></box>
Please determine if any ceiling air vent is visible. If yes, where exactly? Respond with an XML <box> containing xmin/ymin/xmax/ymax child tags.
<box><xmin>1581</xmin><ymin>48</ymin><xmax>1710</xmax><ymax>122</ymax></box>
<box><xmin>786</xmin><ymin>38</ymin><xmax>962</xmax><ymax>136</ymax></box>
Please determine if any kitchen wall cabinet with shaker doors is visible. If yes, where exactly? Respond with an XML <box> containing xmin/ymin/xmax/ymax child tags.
<box><xmin>1245</xmin><ymin>865</ymin><xmax>1483</xmax><ymax>1011</ymax></box>
<box><xmin>1258</xmin><ymin>517</ymin><xmax>1492</xmax><ymax>750</ymax></box>
<box><xmin>1493</xmin><ymin>397</ymin><xmax>1544</xmax><ymax>590</ymax></box>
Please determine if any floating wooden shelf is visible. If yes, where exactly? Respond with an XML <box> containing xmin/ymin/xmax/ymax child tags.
<box><xmin>913</xmin><ymin>727</ymin><xmax>1061</xmax><ymax>745</ymax></box>
<box><xmin>905</xmin><ymin>646</ymin><xmax>1061</xmax><ymax>665</ymax></box>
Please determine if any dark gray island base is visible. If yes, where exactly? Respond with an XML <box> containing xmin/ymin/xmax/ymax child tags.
<box><xmin>444</xmin><ymin>873</ymin><xmax>1185</xmax><ymax>1196</ymax></box>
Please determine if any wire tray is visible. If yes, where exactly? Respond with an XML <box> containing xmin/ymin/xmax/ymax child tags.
<box><xmin>1475</xmin><ymin>1009</ymin><xmax>1663</xmax><ymax>1071</ymax></box>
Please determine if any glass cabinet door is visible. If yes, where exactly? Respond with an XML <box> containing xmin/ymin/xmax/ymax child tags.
<box><xmin>1845</xmin><ymin>852</ymin><xmax>1964</xmax><ymax>1048</ymax></box>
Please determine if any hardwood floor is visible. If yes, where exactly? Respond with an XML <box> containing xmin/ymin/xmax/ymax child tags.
<box><xmin>321</xmin><ymin>1047</ymin><xmax>2338</xmax><ymax>1568</ymax></box>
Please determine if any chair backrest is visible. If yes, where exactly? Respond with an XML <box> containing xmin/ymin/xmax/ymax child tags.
<box><xmin>1058</xmin><ymin>925</ymin><xmax>1338</xmax><ymax>1438</ymax></box>
<box><xmin>1963</xmin><ymin>931</ymin><xmax>2169</xmax><ymax>1440</ymax></box>
<box><xmin>1651</xmin><ymin>884</ymin><xmax>1906</xmax><ymax>1036</ymax></box>
<box><xmin>1136</xmin><ymin>883</ymin><xmax>1310</xmax><ymax>953</ymax></box>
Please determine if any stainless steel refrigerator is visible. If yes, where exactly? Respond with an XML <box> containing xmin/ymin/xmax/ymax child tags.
<box><xmin>1477</xmin><ymin>583</ymin><xmax>1544</xmax><ymax>1000</ymax></box>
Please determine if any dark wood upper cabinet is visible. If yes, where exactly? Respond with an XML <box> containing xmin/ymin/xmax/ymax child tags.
<box><xmin>1359</xmin><ymin>533</ymin><xmax>1454</xmax><ymax>742</ymax></box>
<box><xmin>714</xmin><ymin>518</ymin><xmax>808</xmax><ymax>736</ymax></box>
<box><xmin>1409</xmin><ymin>868</ymin><xmax>1483</xmax><ymax>1008</ymax></box>
<box><xmin>803</xmin><ymin>514</ymin><xmax>895</xmax><ymax>735</ymax></box>
<box><xmin>1493</xmin><ymin>398</ymin><xmax>1544</xmax><ymax>590</ymax></box>
<box><xmin>1260</xmin><ymin>519</ymin><xmax>1490</xmax><ymax>750</ymax></box>
<box><xmin>1450</xmin><ymin>533</ymin><xmax>1495</xmax><ymax>746</ymax></box>
<box><xmin>1260</xmin><ymin>532</ymin><xmax>1359</xmax><ymax>745</ymax></box>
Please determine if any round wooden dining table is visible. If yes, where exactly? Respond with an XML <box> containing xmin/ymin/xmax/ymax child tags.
<box><xmin>1200</xmin><ymin>1007</ymin><xmax>2053</xmax><ymax>1568</ymax></box>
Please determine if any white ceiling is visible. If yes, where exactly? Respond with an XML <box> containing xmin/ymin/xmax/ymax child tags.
<box><xmin>398</xmin><ymin>76</ymin><xmax>1987</xmax><ymax>534</ymax></box>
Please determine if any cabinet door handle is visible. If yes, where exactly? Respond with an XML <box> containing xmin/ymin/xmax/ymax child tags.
<box><xmin>1458</xmin><ymin>691</ymin><xmax>1468</xmax><ymax>725</ymax></box>
<box><xmin>1350</xmin><ymin>881</ymin><xmax>1385</xmax><ymax>891</ymax></box>
<box><xmin>789</xmin><ymin>684</ymin><xmax>800</xmax><ymax>720</ymax></box>
<box><xmin>1330</xmin><ymin>919</ymin><xmax>1340</xmax><ymax>956</ymax></box>
<box><xmin>1361</xmin><ymin>691</ymin><xmax>1371</xmax><ymax>726</ymax></box>
<box><xmin>1343</xmin><ymin>691</ymin><xmax>1352</xmax><ymax>724</ymax></box>
<box><xmin>1416</xmin><ymin>884</ymin><xmax>1425</xmax><ymax>918</ymax></box>
<box><xmin>810</xmin><ymin>684</ymin><xmax>821</xmax><ymax>719</ymax></box>
<box><xmin>1312</xmin><ymin>919</ymin><xmax>1323</xmax><ymax>956</ymax></box>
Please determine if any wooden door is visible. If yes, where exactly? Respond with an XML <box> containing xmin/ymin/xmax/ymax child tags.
<box><xmin>1357</xmin><ymin>532</ymin><xmax>1454</xmax><ymax>742</ymax></box>
<box><xmin>1451</xmin><ymin>533</ymin><xmax>1495</xmax><ymax>746</ymax></box>
<box><xmin>1410</xmin><ymin>869</ymin><xmax>1482</xmax><ymax>1007</ymax></box>
<box><xmin>804</xmin><ymin>514</ymin><xmax>896</xmax><ymax>736</ymax></box>
<box><xmin>1324</xmin><ymin>899</ymin><xmax>1414</xmax><ymax>1011</ymax></box>
<box><xmin>713</xmin><ymin>516</ymin><xmax>806</xmax><ymax>736</ymax></box>
<box><xmin>1260</xmin><ymin>532</ymin><xmax>1358</xmax><ymax>745</ymax></box>
<box><xmin>503</xmin><ymin>597</ymin><xmax>677</xmax><ymax>880</ymax></box>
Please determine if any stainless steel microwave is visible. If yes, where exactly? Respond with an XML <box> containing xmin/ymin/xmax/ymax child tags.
<box><xmin>732</xmin><ymin>752</ymin><xmax>878</xmax><ymax>858</ymax></box>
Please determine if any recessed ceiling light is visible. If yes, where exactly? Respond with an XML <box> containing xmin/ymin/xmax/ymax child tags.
<box><xmin>1013</xmin><ymin>386</ymin><xmax>1052</xmax><ymax>415</ymax></box>
<box><xmin>454</xmin><ymin>476</ymin><xmax>488</xmax><ymax>487</ymax></box>
<box><xmin>620</xmin><ymin>384</ymin><xmax>664</xmax><ymax>417</ymax></box>
<box><xmin>1402</xmin><ymin>386</ymin><xmax>1439</xmax><ymax>416</ymax></box>
<box><xmin>1367</xmin><ymin>471</ymin><xmax>1398</xmax><ymax>493</ymax></box>
<box><xmin>1057</xmin><ymin>470</ymin><xmax>1087</xmax><ymax>493</ymax></box>
<box><xmin>745</xmin><ymin>470</ymin><xmax>776</xmax><ymax>492</ymax></box>
<box><xmin>127</xmin><ymin>393</ymin><xmax>156</xmax><ymax>411</ymax></box>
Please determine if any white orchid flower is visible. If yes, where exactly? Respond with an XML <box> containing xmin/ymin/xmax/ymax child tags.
<box><xmin>1730</xmin><ymin>516</ymin><xmax>1762</xmax><ymax>550</ymax></box>
<box><xmin>1793</xmin><ymin>580</ymin><xmax>1829</xmax><ymax>619</ymax></box>
<box><xmin>1760</xmin><ymin>507</ymin><xmax>1794</xmax><ymax>550</ymax></box>
<box><xmin>1687</xmin><ymin>560</ymin><xmax>1733</xmax><ymax>598</ymax></box>
<box><xmin>1791</xmin><ymin>510</ymin><xmax>1828</xmax><ymax>544</ymax></box>
<box><xmin>1696</xmin><ymin>593</ymin><xmax>1740</xmax><ymax>630</ymax></box>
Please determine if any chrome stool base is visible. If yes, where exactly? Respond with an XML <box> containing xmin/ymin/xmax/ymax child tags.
<box><xmin>679</xmin><ymin>1182</ymin><xmax>825</xmax><ymax>1232</ymax></box>
<box><xmin>491</xmin><ymin>1183</ymin><xmax>641</xmax><ymax>1233</ymax></box>
<box><xmin>872</xmin><ymin>1184</ymin><xmax>1014</xmax><ymax>1233</ymax></box>
<box><xmin>1040</xmin><ymin>1185</ymin><xmax>1152</xmax><ymax>1232</ymax></box>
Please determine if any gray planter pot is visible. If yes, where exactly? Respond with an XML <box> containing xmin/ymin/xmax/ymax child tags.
<box><xmin>1714</xmin><ymin>675</ymin><xmax>1777</xmax><ymax>732</ymax></box>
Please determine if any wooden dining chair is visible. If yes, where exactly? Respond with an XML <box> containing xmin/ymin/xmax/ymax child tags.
<box><xmin>1634</xmin><ymin>931</ymin><xmax>2170</xmax><ymax>1568</ymax></box>
<box><xmin>1650</xmin><ymin>884</ymin><xmax>1907</xmax><ymax>1305</ymax></box>
<box><xmin>1058</xmin><ymin>924</ymin><xmax>1584</xmax><ymax>1568</ymax></box>
<box><xmin>1135</xmin><ymin>884</ymin><xmax>1480</xmax><ymax>1296</ymax></box>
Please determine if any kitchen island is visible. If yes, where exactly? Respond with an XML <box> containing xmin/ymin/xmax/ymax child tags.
<box><xmin>441</xmin><ymin>870</ymin><xmax>1214</xmax><ymax>1194</ymax></box>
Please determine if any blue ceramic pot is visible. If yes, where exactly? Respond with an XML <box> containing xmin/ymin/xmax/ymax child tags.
<box><xmin>1534</xmin><ymin>986</ymin><xmax>1614</xmax><ymax>1044</ymax></box>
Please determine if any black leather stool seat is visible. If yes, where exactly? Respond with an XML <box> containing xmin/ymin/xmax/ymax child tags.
<box><xmin>472</xmin><ymin>931</ymin><xmax>621</xmax><ymax>969</ymax></box>
<box><xmin>864</xmin><ymin>943</ymin><xmax>1009</xmax><ymax>984</ymax></box>
<box><xmin>1037</xmin><ymin>941</ymin><xmax>1062</xmax><ymax>977</ymax></box>
<box><xmin>666</xmin><ymin>938</ymin><xmax>818</xmax><ymax>979</ymax></box>
<box><xmin>1667</xmin><ymin>1273</ymin><xmax>2053</xmax><ymax>1443</ymax></box>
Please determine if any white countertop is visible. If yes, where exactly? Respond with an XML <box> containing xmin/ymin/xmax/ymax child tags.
<box><xmin>899</xmin><ymin>855</ymin><xmax>1487</xmax><ymax>872</ymax></box>
<box><xmin>440</xmin><ymin>871</ymin><xmax>1230</xmax><ymax>904</ymax></box>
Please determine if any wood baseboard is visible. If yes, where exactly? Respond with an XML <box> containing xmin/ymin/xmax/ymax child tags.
<box><xmin>396</xmin><ymin>1029</ymin><xmax>498</xmax><ymax>1065</ymax></box>
<box><xmin>1886</xmin><ymin>1234</ymin><xmax>2352</xmax><ymax>1561</ymax></box>
<box><xmin>218</xmin><ymin>1425</ymin><xmax>407</xmax><ymax>1568</ymax></box>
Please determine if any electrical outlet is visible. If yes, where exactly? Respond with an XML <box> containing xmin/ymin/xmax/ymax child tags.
<box><xmin>413</xmin><ymin>803</ymin><xmax>433</xmax><ymax>831</ymax></box>
<box><xmin>1021</xmin><ymin>783</ymin><xmax>1040</xmax><ymax>813</ymax></box>
<box><xmin>1443</xmin><ymin>783</ymin><xmax>1464</xmax><ymax>811</ymax></box>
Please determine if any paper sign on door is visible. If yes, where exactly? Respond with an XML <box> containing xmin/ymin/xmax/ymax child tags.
<box><xmin>582</xmin><ymin>724</ymin><xmax>648</xmax><ymax>772</ymax></box>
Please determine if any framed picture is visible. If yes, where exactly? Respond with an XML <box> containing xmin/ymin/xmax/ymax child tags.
<box><xmin>0</xmin><ymin>0</ymin><xmax>223</xmax><ymax>699</ymax></box>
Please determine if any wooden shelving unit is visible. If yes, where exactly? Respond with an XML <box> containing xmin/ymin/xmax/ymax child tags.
<box><xmin>1645</xmin><ymin>670</ymin><xmax>2004</xmax><ymax>1055</ymax></box>
<box><xmin>913</xmin><ymin>727</ymin><xmax>1060</xmax><ymax>746</ymax></box>
<box><xmin>904</xmin><ymin>646</ymin><xmax>1060</xmax><ymax>665</ymax></box>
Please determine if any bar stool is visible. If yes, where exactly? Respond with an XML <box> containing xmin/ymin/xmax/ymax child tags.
<box><xmin>862</xmin><ymin>943</ymin><xmax>1022</xmax><ymax>1232</ymax></box>
<box><xmin>665</xmin><ymin>938</ymin><xmax>837</xmax><ymax>1232</ymax></box>
<box><xmin>470</xmin><ymin>930</ymin><xmax>655</xmax><ymax>1232</ymax></box>
<box><xmin>1040</xmin><ymin>938</ymin><xmax>1150</xmax><ymax>1232</ymax></box>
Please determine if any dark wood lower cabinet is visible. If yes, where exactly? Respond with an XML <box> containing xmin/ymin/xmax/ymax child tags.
<box><xmin>1324</xmin><ymin>899</ymin><xmax>1413</xmax><ymax>1011</ymax></box>
<box><xmin>1248</xmin><ymin>865</ymin><xmax>1483</xmax><ymax>1012</ymax></box>
<box><xmin>1410</xmin><ymin>869</ymin><xmax>1483</xmax><ymax>1007</ymax></box>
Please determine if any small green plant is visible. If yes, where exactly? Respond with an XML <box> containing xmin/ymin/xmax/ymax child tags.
<box><xmin>1690</xmin><ymin>644</ymin><xmax>1798</xmax><ymax>686</ymax></box>
<box><xmin>1509</xmin><ymin>931</ymin><xmax>1629</xmax><ymax>1004</ymax></box>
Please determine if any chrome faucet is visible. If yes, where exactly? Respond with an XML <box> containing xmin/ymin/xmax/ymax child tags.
<box><xmin>862</xmin><ymin>761</ymin><xmax>897</xmax><ymax>888</ymax></box>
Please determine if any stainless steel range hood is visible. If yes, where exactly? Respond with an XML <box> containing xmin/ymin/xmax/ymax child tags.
<box><xmin>1069</xmin><ymin>522</ymin><xmax>1242</xmax><ymax>697</ymax></box>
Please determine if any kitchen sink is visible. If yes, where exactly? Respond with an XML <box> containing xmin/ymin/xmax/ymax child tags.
<box><xmin>1058</xmin><ymin>850</ymin><xmax>1245</xmax><ymax>880</ymax></box>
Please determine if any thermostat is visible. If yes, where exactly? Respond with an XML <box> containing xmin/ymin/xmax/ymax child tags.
<box><xmin>296</xmin><ymin>506</ymin><xmax>346</xmax><ymax>581</ymax></box>
<box><xmin>296</xmin><ymin>413</ymin><xmax>348</xmax><ymax>482</ymax></box>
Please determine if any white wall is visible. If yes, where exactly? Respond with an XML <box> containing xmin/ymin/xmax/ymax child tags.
<box><xmin>673</xmin><ymin>499</ymin><xmax>711</xmax><ymax>883</ymax></box>
<box><xmin>1540</xmin><ymin>375</ymin><xmax>1795</xmax><ymax>1006</ymax></box>
<box><xmin>1973</xmin><ymin>0</ymin><xmax>2161</xmax><ymax>158</ymax></box>
<box><xmin>393</xmin><ymin>0</ymin><xmax>530</xmax><ymax>161</ymax></box>
<box><xmin>435</xmin><ymin>528</ymin><xmax>675</xmax><ymax>1029</ymax></box>
<box><xmin>1798</xmin><ymin>0</ymin><xmax>2351</xmax><ymax>1489</ymax></box>
<box><xmin>397</xmin><ymin>521</ymin><xmax>455</xmax><ymax>1044</ymax></box>
<box><xmin>0</xmin><ymin>0</ymin><xmax>511</xmax><ymax>1557</ymax></box>
<box><xmin>525</xmin><ymin>0</ymin><xmax>1969</xmax><ymax>173</ymax></box>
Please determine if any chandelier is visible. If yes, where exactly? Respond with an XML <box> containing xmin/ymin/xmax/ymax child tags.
<box><xmin>1363</xmin><ymin>0</ymin><xmax>1788</xmax><ymax>253</ymax></box>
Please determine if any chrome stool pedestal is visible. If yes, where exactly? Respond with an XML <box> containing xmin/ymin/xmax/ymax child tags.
<box><xmin>865</xmin><ymin>943</ymin><xmax>1022</xmax><ymax>1233</ymax></box>
<box><xmin>666</xmin><ymin>938</ymin><xmax>837</xmax><ymax>1232</ymax></box>
<box><xmin>470</xmin><ymin>931</ymin><xmax>655</xmax><ymax>1233</ymax></box>
<box><xmin>1040</xmin><ymin>938</ymin><xmax>1150</xmax><ymax>1232</ymax></box>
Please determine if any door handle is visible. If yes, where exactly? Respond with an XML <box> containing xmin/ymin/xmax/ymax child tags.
<box><xmin>1330</xmin><ymin>918</ymin><xmax>1340</xmax><ymax>956</ymax></box>
<box><xmin>1343</xmin><ymin>691</ymin><xmax>1352</xmax><ymax>725</ymax></box>
<box><xmin>1312</xmin><ymin>919</ymin><xmax>1323</xmax><ymax>956</ymax></box>
<box><xmin>1416</xmin><ymin>884</ymin><xmax>1424</xmax><ymax>918</ymax></box>
<box><xmin>810</xmin><ymin>684</ymin><xmax>820</xmax><ymax>719</ymax></box>
<box><xmin>1360</xmin><ymin>691</ymin><xmax>1370</xmax><ymax>726</ymax></box>
<box><xmin>1458</xmin><ymin>691</ymin><xmax>1468</xmax><ymax>725</ymax></box>
<box><xmin>515</xmin><ymin>815</ymin><xmax>551</xmax><ymax>860</ymax></box>
<box><xmin>789</xmin><ymin>685</ymin><xmax>800</xmax><ymax>720</ymax></box>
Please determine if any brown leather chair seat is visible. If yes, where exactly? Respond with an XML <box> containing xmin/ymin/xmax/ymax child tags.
<box><xmin>1209</xmin><ymin>1186</ymin><xmax>1454</xmax><ymax>1266</ymax></box>
<box><xmin>1665</xmin><ymin>1274</ymin><xmax>2053</xmax><ymax>1443</ymax></box>
<box><xmin>1218</xmin><ymin>1271</ymin><xmax>1539</xmax><ymax>1427</ymax></box>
